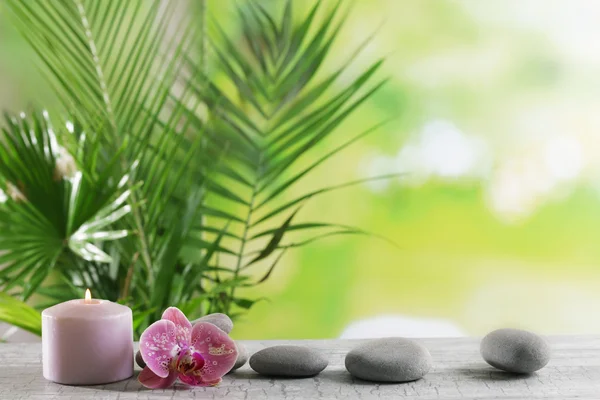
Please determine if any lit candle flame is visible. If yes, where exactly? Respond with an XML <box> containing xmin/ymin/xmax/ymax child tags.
<box><xmin>84</xmin><ymin>288</ymin><xmax>92</xmax><ymax>304</ymax></box>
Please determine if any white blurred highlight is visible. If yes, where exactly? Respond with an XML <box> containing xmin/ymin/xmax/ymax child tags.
<box><xmin>361</xmin><ymin>118</ymin><xmax>591</xmax><ymax>223</ymax></box>
<box><xmin>362</xmin><ymin>119</ymin><xmax>489</xmax><ymax>191</ymax></box>
<box><xmin>340</xmin><ymin>315</ymin><xmax>465</xmax><ymax>338</ymax></box>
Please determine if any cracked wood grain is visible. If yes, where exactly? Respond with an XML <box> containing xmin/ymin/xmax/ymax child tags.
<box><xmin>1</xmin><ymin>336</ymin><xmax>599</xmax><ymax>399</ymax></box>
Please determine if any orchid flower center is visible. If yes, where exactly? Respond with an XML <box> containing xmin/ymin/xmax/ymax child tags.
<box><xmin>175</xmin><ymin>347</ymin><xmax>205</xmax><ymax>376</ymax></box>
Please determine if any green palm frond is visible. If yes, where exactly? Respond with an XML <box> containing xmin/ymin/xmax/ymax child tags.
<box><xmin>180</xmin><ymin>0</ymin><xmax>394</xmax><ymax>313</ymax></box>
<box><xmin>1</xmin><ymin>0</ymin><xmax>211</xmax><ymax>329</ymax></box>
<box><xmin>0</xmin><ymin>111</ymin><xmax>131</xmax><ymax>300</ymax></box>
<box><xmin>0</xmin><ymin>292</ymin><xmax>42</xmax><ymax>337</ymax></box>
<box><xmin>5</xmin><ymin>3</ymin><xmax>202</xmax><ymax>223</ymax></box>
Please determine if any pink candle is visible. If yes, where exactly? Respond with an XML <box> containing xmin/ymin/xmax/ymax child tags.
<box><xmin>42</xmin><ymin>289</ymin><xmax>133</xmax><ymax>385</ymax></box>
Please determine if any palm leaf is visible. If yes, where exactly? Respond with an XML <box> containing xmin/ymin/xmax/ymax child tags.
<box><xmin>0</xmin><ymin>293</ymin><xmax>42</xmax><ymax>336</ymax></box>
<box><xmin>181</xmin><ymin>1</ymin><xmax>392</xmax><ymax>314</ymax></box>
<box><xmin>3</xmin><ymin>0</ymin><xmax>215</xmax><ymax>330</ymax></box>
<box><xmin>4</xmin><ymin>0</ymin><xmax>207</xmax><ymax>281</ymax></box>
<box><xmin>0</xmin><ymin>111</ymin><xmax>132</xmax><ymax>299</ymax></box>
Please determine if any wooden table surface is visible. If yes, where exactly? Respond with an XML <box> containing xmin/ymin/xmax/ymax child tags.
<box><xmin>1</xmin><ymin>336</ymin><xmax>599</xmax><ymax>399</ymax></box>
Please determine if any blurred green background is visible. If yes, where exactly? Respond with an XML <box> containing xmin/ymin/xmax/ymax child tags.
<box><xmin>2</xmin><ymin>0</ymin><xmax>600</xmax><ymax>339</ymax></box>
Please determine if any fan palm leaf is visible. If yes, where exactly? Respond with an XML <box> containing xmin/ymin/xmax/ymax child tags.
<box><xmin>0</xmin><ymin>111</ymin><xmax>131</xmax><ymax>300</ymax></box>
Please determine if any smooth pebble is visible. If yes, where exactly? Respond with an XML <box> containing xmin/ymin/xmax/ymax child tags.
<box><xmin>135</xmin><ymin>350</ymin><xmax>145</xmax><ymax>368</ymax></box>
<box><xmin>250</xmin><ymin>345</ymin><xmax>328</xmax><ymax>377</ymax></box>
<box><xmin>192</xmin><ymin>313</ymin><xmax>233</xmax><ymax>334</ymax></box>
<box><xmin>345</xmin><ymin>337</ymin><xmax>432</xmax><ymax>382</ymax></box>
<box><xmin>480</xmin><ymin>328</ymin><xmax>551</xmax><ymax>373</ymax></box>
<box><xmin>229</xmin><ymin>342</ymin><xmax>249</xmax><ymax>372</ymax></box>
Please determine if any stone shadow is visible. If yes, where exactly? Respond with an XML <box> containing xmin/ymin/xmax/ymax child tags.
<box><xmin>227</xmin><ymin>367</ymin><xmax>425</xmax><ymax>386</ymax></box>
<box><xmin>454</xmin><ymin>365</ymin><xmax>535</xmax><ymax>381</ymax></box>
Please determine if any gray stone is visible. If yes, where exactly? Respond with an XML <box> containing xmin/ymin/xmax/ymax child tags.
<box><xmin>135</xmin><ymin>350</ymin><xmax>146</xmax><ymax>368</ymax></box>
<box><xmin>250</xmin><ymin>345</ymin><xmax>328</xmax><ymax>377</ymax></box>
<box><xmin>229</xmin><ymin>342</ymin><xmax>249</xmax><ymax>373</ymax></box>
<box><xmin>480</xmin><ymin>328</ymin><xmax>551</xmax><ymax>374</ymax></box>
<box><xmin>345</xmin><ymin>338</ymin><xmax>432</xmax><ymax>382</ymax></box>
<box><xmin>192</xmin><ymin>313</ymin><xmax>233</xmax><ymax>334</ymax></box>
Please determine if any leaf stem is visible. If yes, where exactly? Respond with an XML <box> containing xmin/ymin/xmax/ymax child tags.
<box><xmin>119</xmin><ymin>252</ymin><xmax>139</xmax><ymax>301</ymax></box>
<box><xmin>200</xmin><ymin>0</ymin><xmax>207</xmax><ymax>73</ymax></box>
<box><xmin>131</xmin><ymin>203</ymin><xmax>154</xmax><ymax>285</ymax></box>
<box><xmin>74</xmin><ymin>0</ymin><xmax>116</xmax><ymax>129</ymax></box>
<box><xmin>228</xmin><ymin>155</ymin><xmax>263</xmax><ymax>312</ymax></box>
<box><xmin>74</xmin><ymin>0</ymin><xmax>154</xmax><ymax>286</ymax></box>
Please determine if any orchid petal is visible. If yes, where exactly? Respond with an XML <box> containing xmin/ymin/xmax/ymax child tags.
<box><xmin>140</xmin><ymin>319</ymin><xmax>178</xmax><ymax>378</ymax></box>
<box><xmin>178</xmin><ymin>373</ymin><xmax>221</xmax><ymax>387</ymax></box>
<box><xmin>190</xmin><ymin>322</ymin><xmax>238</xmax><ymax>381</ymax></box>
<box><xmin>138</xmin><ymin>367</ymin><xmax>178</xmax><ymax>389</ymax></box>
<box><xmin>162</xmin><ymin>307</ymin><xmax>192</xmax><ymax>346</ymax></box>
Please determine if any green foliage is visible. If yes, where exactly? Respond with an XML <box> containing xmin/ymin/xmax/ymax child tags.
<box><xmin>0</xmin><ymin>111</ymin><xmax>131</xmax><ymax>300</ymax></box>
<box><xmin>0</xmin><ymin>0</ymin><xmax>388</xmax><ymax>337</ymax></box>
<box><xmin>0</xmin><ymin>292</ymin><xmax>42</xmax><ymax>337</ymax></box>
<box><xmin>183</xmin><ymin>0</ymin><xmax>392</xmax><ymax>314</ymax></box>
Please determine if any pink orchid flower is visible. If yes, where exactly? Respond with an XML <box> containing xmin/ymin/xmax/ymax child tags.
<box><xmin>138</xmin><ymin>307</ymin><xmax>238</xmax><ymax>388</ymax></box>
